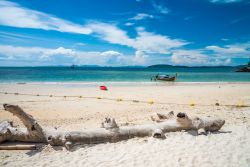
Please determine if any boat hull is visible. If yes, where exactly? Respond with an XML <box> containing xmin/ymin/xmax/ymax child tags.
<box><xmin>156</xmin><ymin>76</ymin><xmax>176</xmax><ymax>81</ymax></box>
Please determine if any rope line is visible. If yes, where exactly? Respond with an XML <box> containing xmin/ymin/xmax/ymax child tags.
<box><xmin>0</xmin><ymin>91</ymin><xmax>249</xmax><ymax>108</ymax></box>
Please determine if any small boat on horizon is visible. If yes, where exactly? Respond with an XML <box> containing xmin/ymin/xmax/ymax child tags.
<box><xmin>151</xmin><ymin>73</ymin><xmax>177</xmax><ymax>82</ymax></box>
<box><xmin>70</xmin><ymin>64</ymin><xmax>76</xmax><ymax>69</ymax></box>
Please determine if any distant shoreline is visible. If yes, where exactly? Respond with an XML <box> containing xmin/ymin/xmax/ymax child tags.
<box><xmin>1</xmin><ymin>66</ymin><xmax>249</xmax><ymax>83</ymax></box>
<box><xmin>1</xmin><ymin>81</ymin><xmax>250</xmax><ymax>87</ymax></box>
<box><xmin>0</xmin><ymin>64</ymin><xmax>246</xmax><ymax>68</ymax></box>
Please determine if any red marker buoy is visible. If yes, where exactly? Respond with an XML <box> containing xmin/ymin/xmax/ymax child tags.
<box><xmin>100</xmin><ymin>85</ymin><xmax>108</xmax><ymax>91</ymax></box>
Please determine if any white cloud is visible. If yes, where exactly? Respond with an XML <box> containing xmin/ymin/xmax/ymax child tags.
<box><xmin>2</xmin><ymin>44</ymin><xmax>248</xmax><ymax>66</ymax></box>
<box><xmin>134</xmin><ymin>27</ymin><xmax>187</xmax><ymax>54</ymax></box>
<box><xmin>0</xmin><ymin>0</ymin><xmax>92</xmax><ymax>34</ymax></box>
<box><xmin>0</xmin><ymin>31</ymin><xmax>38</xmax><ymax>40</ymax></box>
<box><xmin>206</xmin><ymin>45</ymin><xmax>246</xmax><ymax>54</ymax></box>
<box><xmin>171</xmin><ymin>50</ymin><xmax>209</xmax><ymax>66</ymax></box>
<box><xmin>100</xmin><ymin>50</ymin><xmax>122</xmax><ymax>57</ymax></box>
<box><xmin>86</xmin><ymin>22</ymin><xmax>135</xmax><ymax>47</ymax></box>
<box><xmin>0</xmin><ymin>45</ymin><xmax>49</xmax><ymax>60</ymax></box>
<box><xmin>206</xmin><ymin>42</ymin><xmax>250</xmax><ymax>58</ymax></box>
<box><xmin>133</xmin><ymin>50</ymin><xmax>146</xmax><ymax>64</ymax></box>
<box><xmin>86</xmin><ymin>22</ymin><xmax>187</xmax><ymax>54</ymax></box>
<box><xmin>0</xmin><ymin>45</ymin><xmax>91</xmax><ymax>65</ymax></box>
<box><xmin>0</xmin><ymin>45</ymin><xmax>78</xmax><ymax>63</ymax></box>
<box><xmin>74</xmin><ymin>42</ymin><xmax>86</xmax><ymax>46</ymax></box>
<box><xmin>124</xmin><ymin>22</ymin><xmax>134</xmax><ymax>26</ymax></box>
<box><xmin>46</xmin><ymin>47</ymin><xmax>75</xmax><ymax>56</ymax></box>
<box><xmin>0</xmin><ymin>1</ymin><xmax>187</xmax><ymax>56</ymax></box>
<box><xmin>169</xmin><ymin>41</ymin><xmax>250</xmax><ymax>66</ymax></box>
<box><xmin>221</xmin><ymin>38</ymin><xmax>229</xmax><ymax>41</ymax></box>
<box><xmin>170</xmin><ymin>49</ymin><xmax>232</xmax><ymax>66</ymax></box>
<box><xmin>40</xmin><ymin>47</ymin><xmax>76</xmax><ymax>60</ymax></box>
<box><xmin>152</xmin><ymin>2</ymin><xmax>169</xmax><ymax>14</ymax></box>
<box><xmin>209</xmin><ymin>0</ymin><xmax>243</xmax><ymax>3</ymax></box>
<box><xmin>170</xmin><ymin>41</ymin><xmax>250</xmax><ymax>66</ymax></box>
<box><xmin>130</xmin><ymin>13</ymin><xmax>154</xmax><ymax>21</ymax></box>
<box><xmin>0</xmin><ymin>45</ymin><xmax>152</xmax><ymax>66</ymax></box>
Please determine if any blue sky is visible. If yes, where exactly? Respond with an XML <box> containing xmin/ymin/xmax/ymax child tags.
<box><xmin>0</xmin><ymin>0</ymin><xmax>250</xmax><ymax>66</ymax></box>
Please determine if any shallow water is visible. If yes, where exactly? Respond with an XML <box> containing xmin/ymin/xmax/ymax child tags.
<box><xmin>0</xmin><ymin>66</ymin><xmax>249</xmax><ymax>83</ymax></box>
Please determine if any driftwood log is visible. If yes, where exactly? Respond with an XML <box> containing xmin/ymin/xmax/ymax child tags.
<box><xmin>0</xmin><ymin>143</ymin><xmax>36</xmax><ymax>150</ymax></box>
<box><xmin>0</xmin><ymin>104</ymin><xmax>225</xmax><ymax>150</ymax></box>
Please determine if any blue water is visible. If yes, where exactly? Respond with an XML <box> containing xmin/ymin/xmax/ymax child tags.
<box><xmin>0</xmin><ymin>66</ymin><xmax>249</xmax><ymax>83</ymax></box>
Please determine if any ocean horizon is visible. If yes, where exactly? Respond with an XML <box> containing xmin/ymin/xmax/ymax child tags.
<box><xmin>0</xmin><ymin>66</ymin><xmax>249</xmax><ymax>83</ymax></box>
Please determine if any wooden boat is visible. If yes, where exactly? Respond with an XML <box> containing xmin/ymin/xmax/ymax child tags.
<box><xmin>152</xmin><ymin>74</ymin><xmax>177</xmax><ymax>81</ymax></box>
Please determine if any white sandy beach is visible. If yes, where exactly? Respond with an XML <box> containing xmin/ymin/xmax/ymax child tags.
<box><xmin>0</xmin><ymin>82</ymin><xmax>250</xmax><ymax>167</ymax></box>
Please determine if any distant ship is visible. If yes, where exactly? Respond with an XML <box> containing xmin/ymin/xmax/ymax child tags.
<box><xmin>70</xmin><ymin>64</ymin><xmax>76</xmax><ymax>69</ymax></box>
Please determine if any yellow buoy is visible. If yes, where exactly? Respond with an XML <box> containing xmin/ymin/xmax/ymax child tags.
<box><xmin>117</xmin><ymin>98</ymin><xmax>122</xmax><ymax>102</ymax></box>
<box><xmin>148</xmin><ymin>100</ymin><xmax>154</xmax><ymax>105</ymax></box>
<box><xmin>189</xmin><ymin>101</ymin><xmax>195</xmax><ymax>106</ymax></box>
<box><xmin>96</xmin><ymin>97</ymin><xmax>101</xmax><ymax>99</ymax></box>
<box><xmin>236</xmin><ymin>101</ymin><xmax>245</xmax><ymax>108</ymax></box>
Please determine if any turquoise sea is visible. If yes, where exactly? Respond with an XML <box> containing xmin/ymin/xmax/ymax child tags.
<box><xmin>0</xmin><ymin>66</ymin><xmax>249</xmax><ymax>83</ymax></box>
